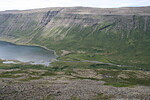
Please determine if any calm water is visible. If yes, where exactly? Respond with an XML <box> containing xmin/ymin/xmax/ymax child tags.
<box><xmin>0</xmin><ymin>41</ymin><xmax>57</xmax><ymax>66</ymax></box>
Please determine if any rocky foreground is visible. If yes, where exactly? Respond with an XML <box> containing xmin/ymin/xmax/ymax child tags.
<box><xmin>0</xmin><ymin>68</ymin><xmax>150</xmax><ymax>100</ymax></box>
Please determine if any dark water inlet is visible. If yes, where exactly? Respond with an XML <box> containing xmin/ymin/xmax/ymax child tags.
<box><xmin>0</xmin><ymin>41</ymin><xmax>57</xmax><ymax>66</ymax></box>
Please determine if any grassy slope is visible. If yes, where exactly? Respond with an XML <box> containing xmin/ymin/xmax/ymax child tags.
<box><xmin>0</xmin><ymin>13</ymin><xmax>149</xmax><ymax>70</ymax></box>
<box><xmin>29</xmin><ymin>17</ymin><xmax>150</xmax><ymax>69</ymax></box>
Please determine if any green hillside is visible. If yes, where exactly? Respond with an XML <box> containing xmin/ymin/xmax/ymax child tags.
<box><xmin>0</xmin><ymin>7</ymin><xmax>150</xmax><ymax>69</ymax></box>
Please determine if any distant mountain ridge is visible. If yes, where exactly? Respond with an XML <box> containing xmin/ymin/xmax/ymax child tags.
<box><xmin>0</xmin><ymin>6</ymin><xmax>150</xmax><ymax>15</ymax></box>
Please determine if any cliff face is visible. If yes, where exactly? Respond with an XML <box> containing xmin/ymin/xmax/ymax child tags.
<box><xmin>0</xmin><ymin>7</ymin><xmax>150</xmax><ymax>42</ymax></box>
<box><xmin>0</xmin><ymin>7</ymin><xmax>150</xmax><ymax>66</ymax></box>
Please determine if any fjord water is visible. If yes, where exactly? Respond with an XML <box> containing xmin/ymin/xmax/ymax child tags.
<box><xmin>0</xmin><ymin>41</ymin><xmax>57</xmax><ymax>66</ymax></box>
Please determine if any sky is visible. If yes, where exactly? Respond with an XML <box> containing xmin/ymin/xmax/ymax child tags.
<box><xmin>0</xmin><ymin>0</ymin><xmax>150</xmax><ymax>11</ymax></box>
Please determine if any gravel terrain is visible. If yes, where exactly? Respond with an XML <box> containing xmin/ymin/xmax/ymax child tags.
<box><xmin>0</xmin><ymin>76</ymin><xmax>150</xmax><ymax>100</ymax></box>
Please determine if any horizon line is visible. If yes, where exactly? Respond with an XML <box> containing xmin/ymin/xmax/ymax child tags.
<box><xmin>0</xmin><ymin>5</ymin><xmax>150</xmax><ymax>12</ymax></box>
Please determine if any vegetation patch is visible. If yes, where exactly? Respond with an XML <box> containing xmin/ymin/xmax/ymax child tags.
<box><xmin>0</xmin><ymin>74</ymin><xmax>22</xmax><ymax>78</ymax></box>
<box><xmin>19</xmin><ymin>76</ymin><xmax>41</xmax><ymax>81</ymax></box>
<box><xmin>58</xmin><ymin>53</ymin><xmax>109</xmax><ymax>63</ymax></box>
<box><xmin>41</xmin><ymin>96</ymin><xmax>54</xmax><ymax>100</ymax></box>
<box><xmin>93</xmin><ymin>93</ymin><xmax>113</xmax><ymax>100</ymax></box>
<box><xmin>41</xmin><ymin>71</ymin><xmax>57</xmax><ymax>76</ymax></box>
<box><xmin>71</xmin><ymin>96</ymin><xmax>81</xmax><ymax>100</ymax></box>
<box><xmin>96</xmin><ymin>70</ymin><xmax>150</xmax><ymax>87</ymax></box>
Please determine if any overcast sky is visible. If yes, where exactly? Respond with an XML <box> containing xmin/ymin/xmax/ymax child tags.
<box><xmin>0</xmin><ymin>0</ymin><xmax>150</xmax><ymax>11</ymax></box>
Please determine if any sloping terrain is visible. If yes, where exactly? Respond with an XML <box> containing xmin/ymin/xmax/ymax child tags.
<box><xmin>0</xmin><ymin>62</ymin><xmax>150</xmax><ymax>100</ymax></box>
